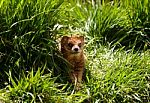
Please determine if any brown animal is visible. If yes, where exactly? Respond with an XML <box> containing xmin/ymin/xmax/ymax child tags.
<box><xmin>61</xmin><ymin>35</ymin><xmax>85</xmax><ymax>90</ymax></box>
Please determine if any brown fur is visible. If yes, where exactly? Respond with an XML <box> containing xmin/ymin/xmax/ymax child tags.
<box><xmin>61</xmin><ymin>36</ymin><xmax>85</xmax><ymax>90</ymax></box>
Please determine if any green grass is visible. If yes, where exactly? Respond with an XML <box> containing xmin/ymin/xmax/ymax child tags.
<box><xmin>0</xmin><ymin>45</ymin><xmax>150</xmax><ymax>102</ymax></box>
<box><xmin>0</xmin><ymin>0</ymin><xmax>63</xmax><ymax>87</ymax></box>
<box><xmin>86</xmin><ymin>42</ymin><xmax>150</xmax><ymax>102</ymax></box>
<box><xmin>0</xmin><ymin>0</ymin><xmax>150</xmax><ymax>102</ymax></box>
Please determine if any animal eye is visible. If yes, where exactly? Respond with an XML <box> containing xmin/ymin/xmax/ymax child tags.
<box><xmin>78</xmin><ymin>43</ymin><xmax>82</xmax><ymax>47</ymax></box>
<box><xmin>68</xmin><ymin>43</ymin><xmax>73</xmax><ymax>48</ymax></box>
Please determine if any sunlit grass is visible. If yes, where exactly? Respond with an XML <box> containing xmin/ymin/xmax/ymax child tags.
<box><xmin>85</xmin><ymin>37</ymin><xmax>150</xmax><ymax>102</ymax></box>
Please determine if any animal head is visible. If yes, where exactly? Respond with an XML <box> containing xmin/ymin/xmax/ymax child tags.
<box><xmin>61</xmin><ymin>36</ymin><xmax>84</xmax><ymax>54</ymax></box>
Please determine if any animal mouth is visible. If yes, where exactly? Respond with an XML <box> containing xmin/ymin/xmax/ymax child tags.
<box><xmin>72</xmin><ymin>51</ymin><xmax>80</xmax><ymax>54</ymax></box>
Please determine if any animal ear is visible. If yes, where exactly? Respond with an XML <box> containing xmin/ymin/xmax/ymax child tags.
<box><xmin>61</xmin><ymin>36</ymin><xmax>69</xmax><ymax>44</ymax></box>
<box><xmin>79</xmin><ymin>36</ymin><xmax>84</xmax><ymax>42</ymax></box>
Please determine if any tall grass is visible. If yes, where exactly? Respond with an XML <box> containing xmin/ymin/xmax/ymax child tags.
<box><xmin>0</xmin><ymin>0</ymin><xmax>150</xmax><ymax>102</ymax></box>
<box><xmin>1</xmin><ymin>44</ymin><xmax>150</xmax><ymax>102</ymax></box>
<box><xmin>0</xmin><ymin>0</ymin><xmax>63</xmax><ymax>88</ymax></box>
<box><xmin>68</xmin><ymin>0</ymin><xmax>150</xmax><ymax>48</ymax></box>
<box><xmin>86</xmin><ymin>41</ymin><xmax>150</xmax><ymax>102</ymax></box>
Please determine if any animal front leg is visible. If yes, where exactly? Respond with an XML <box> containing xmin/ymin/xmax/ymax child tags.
<box><xmin>70</xmin><ymin>71</ymin><xmax>81</xmax><ymax>91</ymax></box>
<box><xmin>69</xmin><ymin>71</ymin><xmax>77</xmax><ymax>84</ymax></box>
<box><xmin>76</xmin><ymin>69</ymin><xmax>84</xmax><ymax>90</ymax></box>
<box><xmin>70</xmin><ymin>70</ymin><xmax>83</xmax><ymax>90</ymax></box>
<box><xmin>77</xmin><ymin>70</ymin><xmax>83</xmax><ymax>83</ymax></box>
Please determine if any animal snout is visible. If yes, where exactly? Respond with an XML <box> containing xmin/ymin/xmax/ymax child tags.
<box><xmin>72</xmin><ymin>45</ymin><xmax>80</xmax><ymax>52</ymax></box>
<box><xmin>74</xmin><ymin>48</ymin><xmax>79</xmax><ymax>52</ymax></box>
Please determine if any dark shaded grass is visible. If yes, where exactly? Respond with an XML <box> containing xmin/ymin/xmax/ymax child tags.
<box><xmin>0</xmin><ymin>0</ymin><xmax>64</xmax><ymax>88</ymax></box>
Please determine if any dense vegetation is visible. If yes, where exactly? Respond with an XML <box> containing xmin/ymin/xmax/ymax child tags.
<box><xmin>0</xmin><ymin>0</ymin><xmax>149</xmax><ymax>102</ymax></box>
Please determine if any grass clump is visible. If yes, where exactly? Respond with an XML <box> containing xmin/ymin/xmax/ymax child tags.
<box><xmin>0</xmin><ymin>0</ymin><xmax>63</xmax><ymax>88</ymax></box>
<box><xmin>86</xmin><ymin>45</ymin><xmax>150</xmax><ymax>102</ymax></box>
<box><xmin>68</xmin><ymin>0</ymin><xmax>150</xmax><ymax>49</ymax></box>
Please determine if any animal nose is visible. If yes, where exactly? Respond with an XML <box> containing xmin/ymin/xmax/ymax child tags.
<box><xmin>74</xmin><ymin>48</ymin><xmax>79</xmax><ymax>52</ymax></box>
